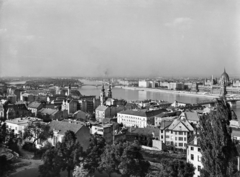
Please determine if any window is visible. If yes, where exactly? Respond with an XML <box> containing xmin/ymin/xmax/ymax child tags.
<box><xmin>198</xmin><ymin>166</ymin><xmax>201</xmax><ymax>171</ymax></box>
<box><xmin>190</xmin><ymin>147</ymin><xmax>194</xmax><ymax>151</ymax></box>
<box><xmin>179</xmin><ymin>132</ymin><xmax>183</xmax><ymax>135</ymax></box>
<box><xmin>161</xmin><ymin>136</ymin><xmax>163</xmax><ymax>139</ymax></box>
<box><xmin>191</xmin><ymin>154</ymin><xmax>194</xmax><ymax>160</ymax></box>
<box><xmin>179</xmin><ymin>137</ymin><xmax>183</xmax><ymax>141</ymax></box>
<box><xmin>184</xmin><ymin>143</ymin><xmax>187</xmax><ymax>147</ymax></box>
<box><xmin>171</xmin><ymin>130</ymin><xmax>173</xmax><ymax>134</ymax></box>
<box><xmin>175</xmin><ymin>132</ymin><xmax>177</xmax><ymax>135</ymax></box>
<box><xmin>179</xmin><ymin>143</ymin><xmax>183</xmax><ymax>147</ymax></box>
<box><xmin>198</xmin><ymin>148</ymin><xmax>201</xmax><ymax>152</ymax></box>
<box><xmin>198</xmin><ymin>156</ymin><xmax>201</xmax><ymax>162</ymax></box>
<box><xmin>166</xmin><ymin>135</ymin><xmax>169</xmax><ymax>138</ymax></box>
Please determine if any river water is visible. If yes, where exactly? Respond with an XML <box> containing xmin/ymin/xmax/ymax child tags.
<box><xmin>79</xmin><ymin>79</ymin><xmax>240</xmax><ymax>118</ymax></box>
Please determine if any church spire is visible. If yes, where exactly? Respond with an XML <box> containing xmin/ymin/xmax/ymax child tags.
<box><xmin>100</xmin><ymin>84</ymin><xmax>105</xmax><ymax>105</ymax></box>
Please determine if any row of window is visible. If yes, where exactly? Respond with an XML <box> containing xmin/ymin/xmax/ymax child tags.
<box><xmin>190</xmin><ymin>154</ymin><xmax>201</xmax><ymax>162</ymax></box>
<box><xmin>161</xmin><ymin>130</ymin><xmax>187</xmax><ymax>135</ymax></box>
<box><xmin>190</xmin><ymin>146</ymin><xmax>201</xmax><ymax>152</ymax></box>
<box><xmin>164</xmin><ymin>136</ymin><xmax>187</xmax><ymax>141</ymax></box>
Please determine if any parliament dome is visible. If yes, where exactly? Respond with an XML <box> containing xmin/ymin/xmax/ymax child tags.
<box><xmin>220</xmin><ymin>68</ymin><xmax>230</xmax><ymax>85</ymax></box>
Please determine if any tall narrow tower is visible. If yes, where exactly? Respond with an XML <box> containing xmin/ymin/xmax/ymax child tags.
<box><xmin>107</xmin><ymin>84</ymin><xmax>112</xmax><ymax>98</ymax></box>
<box><xmin>100</xmin><ymin>84</ymin><xmax>105</xmax><ymax>105</ymax></box>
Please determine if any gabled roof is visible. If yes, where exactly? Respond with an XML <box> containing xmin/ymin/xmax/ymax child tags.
<box><xmin>28</xmin><ymin>101</ymin><xmax>42</xmax><ymax>109</ymax></box>
<box><xmin>49</xmin><ymin>120</ymin><xmax>84</xmax><ymax>135</ymax></box>
<box><xmin>168</xmin><ymin>118</ymin><xmax>194</xmax><ymax>132</ymax></box>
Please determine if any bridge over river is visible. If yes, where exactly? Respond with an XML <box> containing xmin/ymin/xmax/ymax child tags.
<box><xmin>197</xmin><ymin>97</ymin><xmax>240</xmax><ymax>109</ymax></box>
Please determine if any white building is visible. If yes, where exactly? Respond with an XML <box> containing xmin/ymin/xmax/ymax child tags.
<box><xmin>160</xmin><ymin>117</ymin><xmax>194</xmax><ymax>149</ymax></box>
<box><xmin>5</xmin><ymin>117</ymin><xmax>41</xmax><ymax>135</ymax></box>
<box><xmin>117</xmin><ymin>109</ymin><xmax>164</xmax><ymax>128</ymax></box>
<box><xmin>187</xmin><ymin>136</ymin><xmax>203</xmax><ymax>177</ymax></box>
<box><xmin>138</xmin><ymin>80</ymin><xmax>150</xmax><ymax>88</ymax></box>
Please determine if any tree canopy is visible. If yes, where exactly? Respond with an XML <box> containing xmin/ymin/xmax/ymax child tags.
<box><xmin>23</xmin><ymin>122</ymin><xmax>52</xmax><ymax>145</ymax></box>
<box><xmin>39</xmin><ymin>130</ymin><xmax>83</xmax><ymax>177</ymax></box>
<box><xmin>199</xmin><ymin>99</ymin><xmax>238</xmax><ymax>177</ymax></box>
<box><xmin>99</xmin><ymin>141</ymin><xmax>150</xmax><ymax>177</ymax></box>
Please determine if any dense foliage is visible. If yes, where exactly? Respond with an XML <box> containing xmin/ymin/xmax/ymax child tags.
<box><xmin>199</xmin><ymin>99</ymin><xmax>238</xmax><ymax>177</ymax></box>
<box><xmin>23</xmin><ymin>122</ymin><xmax>53</xmax><ymax>146</ymax></box>
<box><xmin>39</xmin><ymin>131</ymin><xmax>83</xmax><ymax>177</ymax></box>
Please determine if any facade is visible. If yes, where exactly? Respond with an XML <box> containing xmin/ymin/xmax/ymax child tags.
<box><xmin>95</xmin><ymin>105</ymin><xmax>124</xmax><ymax>122</ymax></box>
<box><xmin>45</xmin><ymin>120</ymin><xmax>90</xmax><ymax>150</ymax></box>
<box><xmin>6</xmin><ymin>103</ymin><xmax>30</xmax><ymax>119</ymax></box>
<box><xmin>187</xmin><ymin>136</ymin><xmax>203</xmax><ymax>177</ymax></box>
<box><xmin>138</xmin><ymin>80</ymin><xmax>150</xmax><ymax>88</ymax></box>
<box><xmin>7</xmin><ymin>94</ymin><xmax>17</xmax><ymax>104</ymax></box>
<box><xmin>62</xmin><ymin>99</ymin><xmax>78</xmax><ymax>114</ymax></box>
<box><xmin>91</xmin><ymin>123</ymin><xmax>113</xmax><ymax>144</ymax></box>
<box><xmin>28</xmin><ymin>101</ymin><xmax>43</xmax><ymax>116</ymax></box>
<box><xmin>5</xmin><ymin>117</ymin><xmax>41</xmax><ymax>135</ymax></box>
<box><xmin>117</xmin><ymin>109</ymin><xmax>164</xmax><ymax>128</ymax></box>
<box><xmin>0</xmin><ymin>103</ymin><xmax>4</xmax><ymax>119</ymax></box>
<box><xmin>160</xmin><ymin>117</ymin><xmax>194</xmax><ymax>149</ymax></box>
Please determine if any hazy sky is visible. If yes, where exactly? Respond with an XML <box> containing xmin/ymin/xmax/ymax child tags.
<box><xmin>0</xmin><ymin>0</ymin><xmax>240</xmax><ymax>78</ymax></box>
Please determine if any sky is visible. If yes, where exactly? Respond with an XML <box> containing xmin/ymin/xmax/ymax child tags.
<box><xmin>0</xmin><ymin>0</ymin><xmax>240</xmax><ymax>78</ymax></box>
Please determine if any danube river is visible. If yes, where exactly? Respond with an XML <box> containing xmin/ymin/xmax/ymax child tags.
<box><xmin>79</xmin><ymin>79</ymin><xmax>240</xmax><ymax>118</ymax></box>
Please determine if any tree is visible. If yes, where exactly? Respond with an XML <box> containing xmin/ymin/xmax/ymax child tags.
<box><xmin>57</xmin><ymin>131</ymin><xmax>83</xmax><ymax>177</ymax></box>
<box><xmin>0</xmin><ymin>155</ymin><xmax>13</xmax><ymax>177</ymax></box>
<box><xmin>39</xmin><ymin>131</ymin><xmax>83</xmax><ymax>177</ymax></box>
<box><xmin>23</xmin><ymin>121</ymin><xmax>53</xmax><ymax>146</ymax></box>
<box><xmin>99</xmin><ymin>141</ymin><xmax>150</xmax><ymax>177</ymax></box>
<box><xmin>118</xmin><ymin>141</ymin><xmax>150</xmax><ymax>177</ymax></box>
<box><xmin>156</xmin><ymin>159</ymin><xmax>195</xmax><ymax>177</ymax></box>
<box><xmin>83</xmin><ymin>135</ymin><xmax>106</xmax><ymax>175</ymax></box>
<box><xmin>73</xmin><ymin>163</ymin><xmax>91</xmax><ymax>177</ymax></box>
<box><xmin>39</xmin><ymin>148</ymin><xmax>62</xmax><ymax>177</ymax></box>
<box><xmin>199</xmin><ymin>99</ymin><xmax>238</xmax><ymax>177</ymax></box>
<box><xmin>0</xmin><ymin>122</ymin><xmax>7</xmax><ymax>145</ymax></box>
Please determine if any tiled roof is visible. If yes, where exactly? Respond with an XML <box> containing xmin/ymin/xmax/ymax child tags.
<box><xmin>39</xmin><ymin>108</ymin><xmax>58</xmax><ymax>115</ymax></box>
<box><xmin>70</xmin><ymin>90</ymin><xmax>82</xmax><ymax>97</ymax></box>
<box><xmin>168</xmin><ymin>118</ymin><xmax>194</xmax><ymax>132</ymax></box>
<box><xmin>128</xmin><ymin>127</ymin><xmax>159</xmax><ymax>137</ymax></box>
<box><xmin>28</xmin><ymin>101</ymin><xmax>42</xmax><ymax>109</ymax></box>
<box><xmin>160</xmin><ymin>120</ymin><xmax>173</xmax><ymax>129</ymax></box>
<box><xmin>96</xmin><ymin>105</ymin><xmax>109</xmax><ymax>111</ymax></box>
<box><xmin>119</xmin><ymin>109</ymin><xmax>166</xmax><ymax>117</ymax></box>
<box><xmin>49</xmin><ymin>120</ymin><xmax>84</xmax><ymax>135</ymax></box>
<box><xmin>6</xmin><ymin>117</ymin><xmax>41</xmax><ymax>126</ymax></box>
<box><xmin>184</xmin><ymin>112</ymin><xmax>199</xmax><ymax>122</ymax></box>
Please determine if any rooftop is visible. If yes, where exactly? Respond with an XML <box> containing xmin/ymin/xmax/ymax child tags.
<box><xmin>6</xmin><ymin>117</ymin><xmax>41</xmax><ymax>125</ymax></box>
<box><xmin>28</xmin><ymin>101</ymin><xmax>42</xmax><ymax>109</ymax></box>
<box><xmin>49</xmin><ymin>120</ymin><xmax>85</xmax><ymax>135</ymax></box>
<box><xmin>119</xmin><ymin>109</ymin><xmax>166</xmax><ymax>117</ymax></box>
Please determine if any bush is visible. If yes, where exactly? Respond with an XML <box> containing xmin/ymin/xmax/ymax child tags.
<box><xmin>22</xmin><ymin>142</ymin><xmax>37</xmax><ymax>152</ymax></box>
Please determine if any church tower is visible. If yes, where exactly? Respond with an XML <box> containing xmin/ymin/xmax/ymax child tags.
<box><xmin>68</xmin><ymin>84</ymin><xmax>71</xmax><ymax>96</ymax></box>
<box><xmin>107</xmin><ymin>84</ymin><xmax>112</xmax><ymax>98</ymax></box>
<box><xmin>100</xmin><ymin>84</ymin><xmax>106</xmax><ymax>105</ymax></box>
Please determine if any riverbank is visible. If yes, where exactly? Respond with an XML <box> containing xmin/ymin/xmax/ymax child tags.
<box><xmin>115</xmin><ymin>86</ymin><xmax>219</xmax><ymax>99</ymax></box>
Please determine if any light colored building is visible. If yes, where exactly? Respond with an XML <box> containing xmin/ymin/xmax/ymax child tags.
<box><xmin>62</xmin><ymin>99</ymin><xmax>78</xmax><ymax>114</ymax></box>
<box><xmin>117</xmin><ymin>109</ymin><xmax>164</xmax><ymax>128</ymax></box>
<box><xmin>160</xmin><ymin>117</ymin><xmax>194</xmax><ymax>149</ymax></box>
<box><xmin>138</xmin><ymin>80</ymin><xmax>150</xmax><ymax>88</ymax></box>
<box><xmin>91</xmin><ymin>123</ymin><xmax>113</xmax><ymax>144</ymax></box>
<box><xmin>187</xmin><ymin>136</ymin><xmax>203</xmax><ymax>177</ymax></box>
<box><xmin>5</xmin><ymin>117</ymin><xmax>41</xmax><ymax>135</ymax></box>
<box><xmin>38</xmin><ymin>108</ymin><xmax>67</xmax><ymax>120</ymax></box>
<box><xmin>95</xmin><ymin>105</ymin><xmax>124</xmax><ymax>122</ymax></box>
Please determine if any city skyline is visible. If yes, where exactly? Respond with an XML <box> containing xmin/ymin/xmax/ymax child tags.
<box><xmin>0</xmin><ymin>0</ymin><xmax>240</xmax><ymax>77</ymax></box>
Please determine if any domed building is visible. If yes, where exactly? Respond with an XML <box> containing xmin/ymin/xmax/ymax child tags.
<box><xmin>220</xmin><ymin>68</ymin><xmax>230</xmax><ymax>86</ymax></box>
